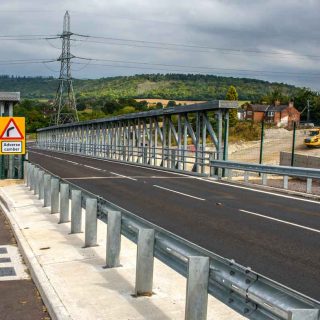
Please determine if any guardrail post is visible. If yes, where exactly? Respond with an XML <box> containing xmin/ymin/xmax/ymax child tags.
<box><xmin>306</xmin><ymin>178</ymin><xmax>312</xmax><ymax>194</ymax></box>
<box><xmin>288</xmin><ymin>309</ymin><xmax>319</xmax><ymax>320</ymax></box>
<box><xmin>283</xmin><ymin>175</ymin><xmax>289</xmax><ymax>189</ymax></box>
<box><xmin>135</xmin><ymin>228</ymin><xmax>155</xmax><ymax>296</ymax></box>
<box><xmin>84</xmin><ymin>198</ymin><xmax>98</xmax><ymax>247</ymax></box>
<box><xmin>59</xmin><ymin>183</ymin><xmax>70</xmax><ymax>223</ymax></box>
<box><xmin>43</xmin><ymin>174</ymin><xmax>51</xmax><ymax>207</ymax></box>
<box><xmin>171</xmin><ymin>149</ymin><xmax>176</xmax><ymax>169</ymax></box>
<box><xmin>106</xmin><ymin>211</ymin><xmax>121</xmax><ymax>268</ymax></box>
<box><xmin>71</xmin><ymin>190</ymin><xmax>82</xmax><ymax>234</ymax></box>
<box><xmin>261</xmin><ymin>173</ymin><xmax>267</xmax><ymax>186</ymax></box>
<box><xmin>51</xmin><ymin>178</ymin><xmax>60</xmax><ymax>214</ymax></box>
<box><xmin>244</xmin><ymin>171</ymin><xmax>249</xmax><ymax>183</ymax></box>
<box><xmin>34</xmin><ymin>167</ymin><xmax>40</xmax><ymax>195</ymax></box>
<box><xmin>185</xmin><ymin>256</ymin><xmax>209</xmax><ymax>320</ymax></box>
<box><xmin>38</xmin><ymin>170</ymin><xmax>44</xmax><ymax>200</ymax></box>
<box><xmin>27</xmin><ymin>163</ymin><xmax>32</xmax><ymax>188</ymax></box>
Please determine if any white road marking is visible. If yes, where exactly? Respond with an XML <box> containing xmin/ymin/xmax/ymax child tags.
<box><xmin>153</xmin><ymin>185</ymin><xmax>205</xmax><ymax>201</ymax></box>
<box><xmin>83</xmin><ymin>164</ymin><xmax>102</xmax><ymax>171</ymax></box>
<box><xmin>66</xmin><ymin>176</ymin><xmax>124</xmax><ymax>180</ymax></box>
<box><xmin>239</xmin><ymin>209</ymin><xmax>320</xmax><ymax>234</ymax></box>
<box><xmin>29</xmin><ymin>150</ymin><xmax>320</xmax><ymax>205</ymax></box>
<box><xmin>110</xmin><ymin>171</ymin><xmax>137</xmax><ymax>181</ymax></box>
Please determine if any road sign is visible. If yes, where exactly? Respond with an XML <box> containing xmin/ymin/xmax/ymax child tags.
<box><xmin>0</xmin><ymin>117</ymin><xmax>25</xmax><ymax>155</ymax></box>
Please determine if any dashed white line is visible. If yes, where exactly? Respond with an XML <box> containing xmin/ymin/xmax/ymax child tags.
<box><xmin>153</xmin><ymin>185</ymin><xmax>205</xmax><ymax>201</ymax></box>
<box><xmin>29</xmin><ymin>149</ymin><xmax>320</xmax><ymax>204</ymax></box>
<box><xmin>83</xmin><ymin>164</ymin><xmax>102</xmax><ymax>171</ymax></box>
<box><xmin>110</xmin><ymin>171</ymin><xmax>137</xmax><ymax>181</ymax></box>
<box><xmin>239</xmin><ymin>209</ymin><xmax>320</xmax><ymax>234</ymax></box>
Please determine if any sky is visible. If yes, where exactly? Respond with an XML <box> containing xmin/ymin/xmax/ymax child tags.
<box><xmin>1</xmin><ymin>0</ymin><xmax>320</xmax><ymax>90</ymax></box>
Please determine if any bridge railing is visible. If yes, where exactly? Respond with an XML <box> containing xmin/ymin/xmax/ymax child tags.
<box><xmin>24</xmin><ymin>160</ymin><xmax>320</xmax><ymax>320</ymax></box>
<box><xmin>36</xmin><ymin>141</ymin><xmax>217</xmax><ymax>175</ymax></box>
<box><xmin>211</xmin><ymin>160</ymin><xmax>320</xmax><ymax>195</ymax></box>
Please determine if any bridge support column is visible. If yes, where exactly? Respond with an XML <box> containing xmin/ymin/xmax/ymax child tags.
<box><xmin>135</xmin><ymin>228</ymin><xmax>154</xmax><ymax>296</ymax></box>
<box><xmin>106</xmin><ymin>211</ymin><xmax>121</xmax><ymax>268</ymax></box>
<box><xmin>185</xmin><ymin>256</ymin><xmax>209</xmax><ymax>320</ymax></box>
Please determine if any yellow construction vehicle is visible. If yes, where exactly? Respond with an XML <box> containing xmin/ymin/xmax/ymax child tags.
<box><xmin>304</xmin><ymin>128</ymin><xmax>320</xmax><ymax>148</ymax></box>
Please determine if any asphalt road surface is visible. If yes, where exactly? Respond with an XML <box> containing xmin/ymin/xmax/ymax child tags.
<box><xmin>28</xmin><ymin>148</ymin><xmax>320</xmax><ymax>301</ymax></box>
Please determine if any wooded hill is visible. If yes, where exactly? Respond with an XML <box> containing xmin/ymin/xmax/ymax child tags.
<box><xmin>0</xmin><ymin>74</ymin><xmax>301</xmax><ymax>101</ymax></box>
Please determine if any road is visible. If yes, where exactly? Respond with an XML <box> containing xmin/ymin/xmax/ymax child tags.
<box><xmin>28</xmin><ymin>148</ymin><xmax>320</xmax><ymax>301</ymax></box>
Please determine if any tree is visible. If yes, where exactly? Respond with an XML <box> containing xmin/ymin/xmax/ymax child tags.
<box><xmin>225</xmin><ymin>85</ymin><xmax>238</xmax><ymax>126</ymax></box>
<box><xmin>226</xmin><ymin>85</ymin><xmax>238</xmax><ymax>100</ymax></box>
<box><xmin>167</xmin><ymin>100</ymin><xmax>176</xmax><ymax>107</ymax></box>
<box><xmin>156</xmin><ymin>102</ymin><xmax>163</xmax><ymax>109</ymax></box>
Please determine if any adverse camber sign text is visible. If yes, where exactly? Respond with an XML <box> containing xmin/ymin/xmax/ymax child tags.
<box><xmin>0</xmin><ymin>117</ymin><xmax>26</xmax><ymax>155</ymax></box>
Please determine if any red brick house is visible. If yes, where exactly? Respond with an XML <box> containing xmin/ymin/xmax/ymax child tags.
<box><xmin>244</xmin><ymin>101</ymin><xmax>300</xmax><ymax>127</ymax></box>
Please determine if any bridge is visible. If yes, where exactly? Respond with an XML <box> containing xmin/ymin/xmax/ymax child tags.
<box><xmin>25</xmin><ymin>101</ymin><xmax>319</xmax><ymax>319</ymax></box>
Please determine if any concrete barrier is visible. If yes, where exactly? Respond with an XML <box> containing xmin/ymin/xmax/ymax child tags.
<box><xmin>280</xmin><ymin>152</ymin><xmax>320</xmax><ymax>169</ymax></box>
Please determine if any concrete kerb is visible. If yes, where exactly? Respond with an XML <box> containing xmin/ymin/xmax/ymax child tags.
<box><xmin>0</xmin><ymin>188</ymin><xmax>72</xmax><ymax>320</ymax></box>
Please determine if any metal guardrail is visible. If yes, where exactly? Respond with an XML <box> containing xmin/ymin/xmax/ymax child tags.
<box><xmin>211</xmin><ymin>160</ymin><xmax>320</xmax><ymax>194</ymax></box>
<box><xmin>24</xmin><ymin>161</ymin><xmax>320</xmax><ymax>320</ymax></box>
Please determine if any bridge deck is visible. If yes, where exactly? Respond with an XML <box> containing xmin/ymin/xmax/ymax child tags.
<box><xmin>29</xmin><ymin>148</ymin><xmax>320</xmax><ymax>301</ymax></box>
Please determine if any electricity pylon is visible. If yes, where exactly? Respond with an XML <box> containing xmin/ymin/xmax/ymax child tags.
<box><xmin>52</xmin><ymin>11</ymin><xmax>79</xmax><ymax>125</ymax></box>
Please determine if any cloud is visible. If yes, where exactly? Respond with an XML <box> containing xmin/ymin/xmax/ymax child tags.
<box><xmin>0</xmin><ymin>0</ymin><xmax>320</xmax><ymax>89</ymax></box>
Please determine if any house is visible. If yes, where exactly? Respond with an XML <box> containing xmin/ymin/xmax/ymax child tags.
<box><xmin>244</xmin><ymin>101</ymin><xmax>300</xmax><ymax>127</ymax></box>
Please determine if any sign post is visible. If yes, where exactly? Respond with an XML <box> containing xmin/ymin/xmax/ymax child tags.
<box><xmin>0</xmin><ymin>117</ymin><xmax>25</xmax><ymax>179</ymax></box>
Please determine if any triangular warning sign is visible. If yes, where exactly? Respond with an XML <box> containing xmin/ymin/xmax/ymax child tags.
<box><xmin>0</xmin><ymin>118</ymin><xmax>24</xmax><ymax>140</ymax></box>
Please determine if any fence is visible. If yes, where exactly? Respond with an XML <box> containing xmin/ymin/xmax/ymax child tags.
<box><xmin>228</xmin><ymin>122</ymin><xmax>315</xmax><ymax>166</ymax></box>
<box><xmin>24</xmin><ymin>160</ymin><xmax>320</xmax><ymax>320</ymax></box>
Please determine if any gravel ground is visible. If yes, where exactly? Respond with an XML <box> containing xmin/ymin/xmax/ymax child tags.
<box><xmin>229</xmin><ymin>129</ymin><xmax>320</xmax><ymax>164</ymax></box>
<box><xmin>238</xmin><ymin>175</ymin><xmax>320</xmax><ymax>196</ymax></box>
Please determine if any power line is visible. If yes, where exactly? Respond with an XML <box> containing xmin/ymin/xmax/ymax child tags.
<box><xmin>1</xmin><ymin>32</ymin><xmax>318</xmax><ymax>60</ymax></box>
<box><xmin>0</xmin><ymin>59</ymin><xmax>56</xmax><ymax>66</ymax></box>
<box><xmin>0</xmin><ymin>34</ymin><xmax>56</xmax><ymax>37</ymax></box>
<box><xmin>74</xmin><ymin>56</ymin><xmax>320</xmax><ymax>76</ymax></box>
<box><xmin>72</xmin><ymin>62</ymin><xmax>320</xmax><ymax>79</ymax></box>
<box><xmin>70</xmin><ymin>38</ymin><xmax>320</xmax><ymax>61</ymax></box>
<box><xmin>72</xmin><ymin>33</ymin><xmax>320</xmax><ymax>60</ymax></box>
